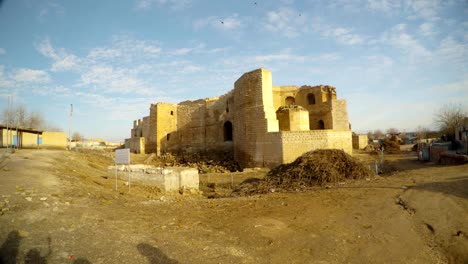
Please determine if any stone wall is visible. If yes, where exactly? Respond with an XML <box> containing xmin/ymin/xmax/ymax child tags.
<box><xmin>331</xmin><ymin>100</ymin><xmax>350</xmax><ymax>130</ymax></box>
<box><xmin>352</xmin><ymin>134</ymin><xmax>368</xmax><ymax>149</ymax></box>
<box><xmin>126</xmin><ymin>68</ymin><xmax>353</xmax><ymax>168</ymax></box>
<box><xmin>233</xmin><ymin>68</ymin><xmax>279</xmax><ymax>167</ymax></box>
<box><xmin>278</xmin><ymin>130</ymin><xmax>352</xmax><ymax>164</ymax></box>
<box><xmin>125</xmin><ymin>137</ymin><xmax>145</xmax><ymax>154</ymax></box>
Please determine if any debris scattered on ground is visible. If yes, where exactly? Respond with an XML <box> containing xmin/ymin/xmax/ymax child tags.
<box><xmin>233</xmin><ymin>149</ymin><xmax>373</xmax><ymax>196</ymax></box>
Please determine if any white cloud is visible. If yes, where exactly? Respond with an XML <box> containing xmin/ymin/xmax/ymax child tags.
<box><xmin>37</xmin><ymin>0</ymin><xmax>66</xmax><ymax>20</ymax></box>
<box><xmin>310</xmin><ymin>18</ymin><xmax>366</xmax><ymax>45</ymax></box>
<box><xmin>78</xmin><ymin>65</ymin><xmax>153</xmax><ymax>95</ymax></box>
<box><xmin>264</xmin><ymin>8</ymin><xmax>306</xmax><ymax>38</ymax></box>
<box><xmin>419</xmin><ymin>22</ymin><xmax>436</xmax><ymax>36</ymax></box>
<box><xmin>87</xmin><ymin>35</ymin><xmax>161</xmax><ymax>62</ymax></box>
<box><xmin>135</xmin><ymin>0</ymin><xmax>191</xmax><ymax>11</ymax></box>
<box><xmin>254</xmin><ymin>52</ymin><xmax>305</xmax><ymax>63</ymax></box>
<box><xmin>366</xmin><ymin>0</ymin><xmax>401</xmax><ymax>13</ymax></box>
<box><xmin>13</xmin><ymin>69</ymin><xmax>50</xmax><ymax>83</ymax></box>
<box><xmin>36</xmin><ymin>38</ymin><xmax>80</xmax><ymax>72</ymax></box>
<box><xmin>0</xmin><ymin>48</ymin><xmax>5</xmax><ymax>55</ymax></box>
<box><xmin>406</xmin><ymin>0</ymin><xmax>443</xmax><ymax>20</ymax></box>
<box><xmin>194</xmin><ymin>14</ymin><xmax>243</xmax><ymax>31</ymax></box>
<box><xmin>323</xmin><ymin>27</ymin><xmax>365</xmax><ymax>45</ymax></box>
<box><xmin>380</xmin><ymin>24</ymin><xmax>432</xmax><ymax>62</ymax></box>
<box><xmin>435</xmin><ymin>36</ymin><xmax>468</xmax><ymax>67</ymax></box>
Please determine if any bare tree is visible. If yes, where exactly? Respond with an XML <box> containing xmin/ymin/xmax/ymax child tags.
<box><xmin>1</xmin><ymin>105</ymin><xmax>47</xmax><ymax>130</ymax></box>
<box><xmin>373</xmin><ymin>129</ymin><xmax>384</xmax><ymax>139</ymax></box>
<box><xmin>72</xmin><ymin>132</ymin><xmax>83</xmax><ymax>142</ymax></box>
<box><xmin>386</xmin><ymin>128</ymin><xmax>399</xmax><ymax>135</ymax></box>
<box><xmin>416</xmin><ymin>125</ymin><xmax>429</xmax><ymax>139</ymax></box>
<box><xmin>367</xmin><ymin>131</ymin><xmax>374</xmax><ymax>140</ymax></box>
<box><xmin>434</xmin><ymin>104</ymin><xmax>466</xmax><ymax>138</ymax></box>
<box><xmin>27</xmin><ymin>112</ymin><xmax>45</xmax><ymax>130</ymax></box>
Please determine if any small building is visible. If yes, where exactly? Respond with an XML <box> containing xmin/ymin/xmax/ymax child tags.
<box><xmin>0</xmin><ymin>125</ymin><xmax>67</xmax><ymax>149</ymax></box>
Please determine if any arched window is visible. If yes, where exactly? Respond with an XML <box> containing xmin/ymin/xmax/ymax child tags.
<box><xmin>224</xmin><ymin>121</ymin><xmax>233</xmax><ymax>141</ymax></box>
<box><xmin>285</xmin><ymin>96</ymin><xmax>295</xmax><ymax>106</ymax></box>
<box><xmin>307</xmin><ymin>93</ymin><xmax>315</xmax><ymax>105</ymax></box>
<box><xmin>318</xmin><ymin>120</ymin><xmax>325</xmax><ymax>129</ymax></box>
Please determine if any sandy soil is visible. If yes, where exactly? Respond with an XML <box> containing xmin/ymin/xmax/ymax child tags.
<box><xmin>0</xmin><ymin>148</ymin><xmax>467</xmax><ymax>264</ymax></box>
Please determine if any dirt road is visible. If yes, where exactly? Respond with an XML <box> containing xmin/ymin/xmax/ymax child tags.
<box><xmin>0</xmin><ymin>149</ymin><xmax>467</xmax><ymax>263</ymax></box>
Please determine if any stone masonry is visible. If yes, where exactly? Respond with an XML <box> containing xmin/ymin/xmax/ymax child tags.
<box><xmin>125</xmin><ymin>68</ymin><xmax>353</xmax><ymax>167</ymax></box>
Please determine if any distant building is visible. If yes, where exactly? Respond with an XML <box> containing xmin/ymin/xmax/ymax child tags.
<box><xmin>0</xmin><ymin>125</ymin><xmax>67</xmax><ymax>149</ymax></box>
<box><xmin>126</xmin><ymin>68</ymin><xmax>353</xmax><ymax>167</ymax></box>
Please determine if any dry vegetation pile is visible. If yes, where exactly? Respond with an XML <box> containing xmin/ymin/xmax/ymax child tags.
<box><xmin>159</xmin><ymin>151</ymin><xmax>242</xmax><ymax>173</ymax></box>
<box><xmin>233</xmin><ymin>149</ymin><xmax>373</xmax><ymax>196</ymax></box>
<box><xmin>382</xmin><ymin>139</ymin><xmax>401</xmax><ymax>152</ymax></box>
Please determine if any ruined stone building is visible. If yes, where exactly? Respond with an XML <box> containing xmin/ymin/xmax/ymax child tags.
<box><xmin>125</xmin><ymin>68</ymin><xmax>352</xmax><ymax>167</ymax></box>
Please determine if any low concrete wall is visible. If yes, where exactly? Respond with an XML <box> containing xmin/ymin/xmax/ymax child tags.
<box><xmin>108</xmin><ymin>165</ymin><xmax>199</xmax><ymax>192</ymax></box>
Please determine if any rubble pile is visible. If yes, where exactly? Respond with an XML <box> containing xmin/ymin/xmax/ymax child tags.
<box><xmin>233</xmin><ymin>149</ymin><xmax>373</xmax><ymax>196</ymax></box>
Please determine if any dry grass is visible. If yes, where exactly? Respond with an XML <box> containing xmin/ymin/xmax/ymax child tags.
<box><xmin>233</xmin><ymin>149</ymin><xmax>373</xmax><ymax>196</ymax></box>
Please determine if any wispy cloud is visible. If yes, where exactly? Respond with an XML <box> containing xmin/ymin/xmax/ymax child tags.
<box><xmin>0</xmin><ymin>48</ymin><xmax>5</xmax><ymax>55</ymax></box>
<box><xmin>366</xmin><ymin>0</ymin><xmax>401</xmax><ymax>13</ymax></box>
<box><xmin>135</xmin><ymin>0</ymin><xmax>191</xmax><ymax>11</ymax></box>
<box><xmin>419</xmin><ymin>22</ymin><xmax>436</xmax><ymax>36</ymax></box>
<box><xmin>380</xmin><ymin>24</ymin><xmax>432</xmax><ymax>63</ymax></box>
<box><xmin>87</xmin><ymin>35</ymin><xmax>162</xmax><ymax>62</ymax></box>
<box><xmin>194</xmin><ymin>14</ymin><xmax>244</xmax><ymax>31</ymax></box>
<box><xmin>13</xmin><ymin>69</ymin><xmax>51</xmax><ymax>83</ymax></box>
<box><xmin>320</xmin><ymin>26</ymin><xmax>365</xmax><ymax>45</ymax></box>
<box><xmin>254</xmin><ymin>52</ymin><xmax>305</xmax><ymax>63</ymax></box>
<box><xmin>263</xmin><ymin>7</ymin><xmax>306</xmax><ymax>38</ymax></box>
<box><xmin>36</xmin><ymin>38</ymin><xmax>80</xmax><ymax>72</ymax></box>
<box><xmin>37</xmin><ymin>0</ymin><xmax>65</xmax><ymax>20</ymax></box>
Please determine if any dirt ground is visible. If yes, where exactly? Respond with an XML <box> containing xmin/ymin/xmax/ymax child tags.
<box><xmin>0</xmin><ymin>148</ymin><xmax>467</xmax><ymax>264</ymax></box>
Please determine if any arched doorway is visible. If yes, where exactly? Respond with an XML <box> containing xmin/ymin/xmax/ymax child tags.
<box><xmin>318</xmin><ymin>120</ymin><xmax>325</xmax><ymax>129</ymax></box>
<box><xmin>224</xmin><ymin>121</ymin><xmax>233</xmax><ymax>141</ymax></box>
<box><xmin>285</xmin><ymin>96</ymin><xmax>295</xmax><ymax>106</ymax></box>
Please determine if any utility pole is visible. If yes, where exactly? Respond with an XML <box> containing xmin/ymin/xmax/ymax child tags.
<box><xmin>69</xmin><ymin>104</ymin><xmax>73</xmax><ymax>150</ymax></box>
<box><xmin>6</xmin><ymin>95</ymin><xmax>10</xmax><ymax>151</ymax></box>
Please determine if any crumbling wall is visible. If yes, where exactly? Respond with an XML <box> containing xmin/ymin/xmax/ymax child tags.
<box><xmin>155</xmin><ymin>103</ymin><xmax>178</xmax><ymax>155</ymax></box>
<box><xmin>233</xmin><ymin>68</ymin><xmax>279</xmax><ymax>167</ymax></box>
<box><xmin>272</xmin><ymin>85</ymin><xmax>298</xmax><ymax>110</ymax></box>
<box><xmin>331</xmin><ymin>100</ymin><xmax>350</xmax><ymax>130</ymax></box>
<box><xmin>125</xmin><ymin>137</ymin><xmax>145</xmax><ymax>154</ymax></box>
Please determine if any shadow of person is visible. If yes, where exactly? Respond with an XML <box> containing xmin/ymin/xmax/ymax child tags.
<box><xmin>73</xmin><ymin>258</ymin><xmax>91</xmax><ymax>264</ymax></box>
<box><xmin>137</xmin><ymin>243</ymin><xmax>179</xmax><ymax>264</ymax></box>
<box><xmin>24</xmin><ymin>236</ymin><xmax>51</xmax><ymax>264</ymax></box>
<box><xmin>0</xmin><ymin>230</ymin><xmax>21</xmax><ymax>264</ymax></box>
<box><xmin>25</xmin><ymin>249</ymin><xmax>47</xmax><ymax>264</ymax></box>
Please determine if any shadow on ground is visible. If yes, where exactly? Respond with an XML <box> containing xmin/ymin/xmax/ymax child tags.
<box><xmin>411</xmin><ymin>176</ymin><xmax>468</xmax><ymax>199</ymax></box>
<box><xmin>0</xmin><ymin>231</ymin><xmax>91</xmax><ymax>264</ymax></box>
<box><xmin>137</xmin><ymin>243</ymin><xmax>179</xmax><ymax>264</ymax></box>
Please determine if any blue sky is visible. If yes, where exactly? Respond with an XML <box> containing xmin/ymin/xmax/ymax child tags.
<box><xmin>0</xmin><ymin>0</ymin><xmax>467</xmax><ymax>141</ymax></box>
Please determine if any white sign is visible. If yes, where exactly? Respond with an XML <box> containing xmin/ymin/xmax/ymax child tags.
<box><xmin>115</xmin><ymin>148</ymin><xmax>130</xmax><ymax>164</ymax></box>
